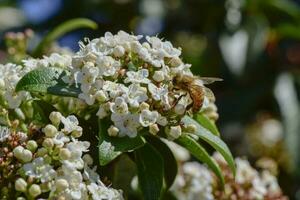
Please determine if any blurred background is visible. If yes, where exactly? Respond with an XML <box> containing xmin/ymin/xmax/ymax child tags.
<box><xmin>0</xmin><ymin>0</ymin><xmax>300</xmax><ymax>198</ymax></box>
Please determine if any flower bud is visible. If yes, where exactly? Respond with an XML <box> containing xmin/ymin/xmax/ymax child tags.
<box><xmin>153</xmin><ymin>71</ymin><xmax>165</xmax><ymax>82</ymax></box>
<box><xmin>174</xmin><ymin>104</ymin><xmax>186</xmax><ymax>115</ymax></box>
<box><xmin>49</xmin><ymin>112</ymin><xmax>62</xmax><ymax>126</ymax></box>
<box><xmin>149</xmin><ymin>124</ymin><xmax>159</xmax><ymax>135</ymax></box>
<box><xmin>167</xmin><ymin>125</ymin><xmax>182</xmax><ymax>140</ymax></box>
<box><xmin>43</xmin><ymin>138</ymin><xmax>54</xmax><ymax>149</ymax></box>
<box><xmin>26</xmin><ymin>140</ymin><xmax>38</xmax><ymax>152</ymax></box>
<box><xmin>59</xmin><ymin>148</ymin><xmax>71</xmax><ymax>160</ymax></box>
<box><xmin>95</xmin><ymin>90</ymin><xmax>107</xmax><ymax>102</ymax></box>
<box><xmin>108</xmin><ymin>126</ymin><xmax>119</xmax><ymax>137</ymax></box>
<box><xmin>15</xmin><ymin>178</ymin><xmax>27</xmax><ymax>192</ymax></box>
<box><xmin>113</xmin><ymin>46</ymin><xmax>125</xmax><ymax>57</ymax></box>
<box><xmin>21</xmin><ymin>149</ymin><xmax>33</xmax><ymax>162</ymax></box>
<box><xmin>13</xmin><ymin>146</ymin><xmax>24</xmax><ymax>159</ymax></box>
<box><xmin>43</xmin><ymin>124</ymin><xmax>57</xmax><ymax>137</ymax></box>
<box><xmin>169</xmin><ymin>57</ymin><xmax>182</xmax><ymax>67</ymax></box>
<box><xmin>71</xmin><ymin>130</ymin><xmax>83</xmax><ymax>138</ymax></box>
<box><xmin>83</xmin><ymin>154</ymin><xmax>93</xmax><ymax>165</ymax></box>
<box><xmin>29</xmin><ymin>184</ymin><xmax>41</xmax><ymax>197</ymax></box>
<box><xmin>36</xmin><ymin>147</ymin><xmax>48</xmax><ymax>156</ymax></box>
<box><xmin>186</xmin><ymin>124</ymin><xmax>197</xmax><ymax>133</ymax></box>
<box><xmin>55</xmin><ymin>179</ymin><xmax>69</xmax><ymax>192</ymax></box>
<box><xmin>17</xmin><ymin>197</ymin><xmax>26</xmax><ymax>200</ymax></box>
<box><xmin>140</xmin><ymin>102</ymin><xmax>150</xmax><ymax>110</ymax></box>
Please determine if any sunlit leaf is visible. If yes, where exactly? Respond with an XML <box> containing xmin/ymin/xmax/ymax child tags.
<box><xmin>194</xmin><ymin>113</ymin><xmax>220</xmax><ymax>136</ymax></box>
<box><xmin>182</xmin><ymin>116</ymin><xmax>236</xmax><ymax>176</ymax></box>
<box><xmin>16</xmin><ymin>67</ymin><xmax>80</xmax><ymax>97</ymax></box>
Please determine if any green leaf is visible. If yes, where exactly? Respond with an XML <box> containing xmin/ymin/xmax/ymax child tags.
<box><xmin>182</xmin><ymin>116</ymin><xmax>236</xmax><ymax>176</ymax></box>
<box><xmin>98</xmin><ymin>119</ymin><xmax>146</xmax><ymax>166</ymax></box>
<box><xmin>146</xmin><ymin>136</ymin><xmax>178</xmax><ymax>189</ymax></box>
<box><xmin>175</xmin><ymin>135</ymin><xmax>224</xmax><ymax>187</ymax></box>
<box><xmin>194</xmin><ymin>113</ymin><xmax>220</xmax><ymax>136</ymax></box>
<box><xmin>16</xmin><ymin>67</ymin><xmax>80</xmax><ymax>97</ymax></box>
<box><xmin>33</xmin><ymin>18</ymin><xmax>98</xmax><ymax>57</ymax></box>
<box><xmin>135</xmin><ymin>143</ymin><xmax>164</xmax><ymax>200</ymax></box>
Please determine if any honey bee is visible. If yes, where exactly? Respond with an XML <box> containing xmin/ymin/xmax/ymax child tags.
<box><xmin>173</xmin><ymin>73</ymin><xmax>222</xmax><ymax>113</ymax></box>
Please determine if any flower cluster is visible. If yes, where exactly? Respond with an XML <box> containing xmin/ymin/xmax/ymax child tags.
<box><xmin>60</xmin><ymin>31</ymin><xmax>212</xmax><ymax>138</ymax></box>
<box><xmin>212</xmin><ymin>154</ymin><xmax>287</xmax><ymax>200</ymax></box>
<box><xmin>170</xmin><ymin>162</ymin><xmax>214</xmax><ymax>200</ymax></box>
<box><xmin>0</xmin><ymin>112</ymin><xmax>123</xmax><ymax>200</ymax></box>
<box><xmin>166</xmin><ymin>141</ymin><xmax>287</xmax><ymax>200</ymax></box>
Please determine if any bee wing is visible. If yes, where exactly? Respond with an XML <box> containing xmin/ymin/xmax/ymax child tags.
<box><xmin>199</xmin><ymin>77</ymin><xmax>223</xmax><ymax>85</ymax></box>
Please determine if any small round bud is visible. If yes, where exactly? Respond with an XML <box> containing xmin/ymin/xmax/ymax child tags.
<box><xmin>83</xmin><ymin>154</ymin><xmax>93</xmax><ymax>165</ymax></box>
<box><xmin>113</xmin><ymin>46</ymin><xmax>125</xmax><ymax>57</ymax></box>
<box><xmin>96</xmin><ymin>107</ymin><xmax>108</xmax><ymax>119</ymax></box>
<box><xmin>71</xmin><ymin>130</ymin><xmax>82</xmax><ymax>138</ymax></box>
<box><xmin>26</xmin><ymin>140</ymin><xmax>38</xmax><ymax>152</ymax></box>
<box><xmin>49</xmin><ymin>112</ymin><xmax>62</xmax><ymax>126</ymax></box>
<box><xmin>174</xmin><ymin>104</ymin><xmax>186</xmax><ymax>115</ymax></box>
<box><xmin>36</xmin><ymin>147</ymin><xmax>48</xmax><ymax>157</ymax></box>
<box><xmin>167</xmin><ymin>125</ymin><xmax>182</xmax><ymax>140</ymax></box>
<box><xmin>108</xmin><ymin>126</ymin><xmax>119</xmax><ymax>137</ymax></box>
<box><xmin>59</xmin><ymin>148</ymin><xmax>71</xmax><ymax>160</ymax></box>
<box><xmin>15</xmin><ymin>178</ymin><xmax>27</xmax><ymax>192</ymax></box>
<box><xmin>43</xmin><ymin>138</ymin><xmax>54</xmax><ymax>149</ymax></box>
<box><xmin>153</xmin><ymin>71</ymin><xmax>165</xmax><ymax>82</ymax></box>
<box><xmin>29</xmin><ymin>184</ymin><xmax>41</xmax><ymax>197</ymax></box>
<box><xmin>55</xmin><ymin>179</ymin><xmax>69</xmax><ymax>192</ymax></box>
<box><xmin>17</xmin><ymin>197</ymin><xmax>26</xmax><ymax>200</ymax></box>
<box><xmin>95</xmin><ymin>90</ymin><xmax>107</xmax><ymax>102</ymax></box>
<box><xmin>186</xmin><ymin>124</ymin><xmax>197</xmax><ymax>133</ymax></box>
<box><xmin>13</xmin><ymin>146</ymin><xmax>24</xmax><ymax>159</ymax></box>
<box><xmin>170</xmin><ymin>57</ymin><xmax>182</xmax><ymax>67</ymax></box>
<box><xmin>140</xmin><ymin>102</ymin><xmax>150</xmax><ymax>110</ymax></box>
<box><xmin>149</xmin><ymin>124</ymin><xmax>159</xmax><ymax>135</ymax></box>
<box><xmin>43</xmin><ymin>124</ymin><xmax>57</xmax><ymax>137</ymax></box>
<box><xmin>21</xmin><ymin>149</ymin><xmax>33</xmax><ymax>163</ymax></box>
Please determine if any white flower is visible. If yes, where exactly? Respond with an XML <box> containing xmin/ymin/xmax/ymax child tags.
<box><xmin>152</xmin><ymin>70</ymin><xmax>165</xmax><ymax>82</ymax></box>
<box><xmin>171</xmin><ymin>162</ymin><xmax>213</xmax><ymax>200</ymax></box>
<box><xmin>148</xmin><ymin>83</ymin><xmax>168</xmax><ymax>101</ymax></box>
<box><xmin>139</xmin><ymin>109</ymin><xmax>159</xmax><ymax>127</ymax></box>
<box><xmin>102</xmin><ymin>81</ymin><xmax>128</xmax><ymax>99</ymax></box>
<box><xmin>235</xmin><ymin>158</ymin><xmax>258</xmax><ymax>184</ymax></box>
<box><xmin>23</xmin><ymin>157</ymin><xmax>56</xmax><ymax>183</ymax></box>
<box><xmin>124</xmin><ymin>69</ymin><xmax>150</xmax><ymax>84</ymax></box>
<box><xmin>52</xmin><ymin>132</ymin><xmax>70</xmax><ymax>146</ymax></box>
<box><xmin>97</xmin><ymin>105</ymin><xmax>109</xmax><ymax>119</ymax></box>
<box><xmin>56</xmin><ymin>166</ymin><xmax>88</xmax><ymax>200</ymax></box>
<box><xmin>110</xmin><ymin>97</ymin><xmax>129</xmax><ymax>114</ymax></box>
<box><xmin>124</xmin><ymin>84</ymin><xmax>148</xmax><ymax>108</ymax></box>
<box><xmin>87</xmin><ymin>183</ymin><xmax>123</xmax><ymax>200</ymax></box>
<box><xmin>111</xmin><ymin>113</ymin><xmax>140</xmax><ymax>137</ymax></box>
<box><xmin>97</xmin><ymin>56</ymin><xmax>120</xmax><ymax>77</ymax></box>
<box><xmin>61</xmin><ymin>115</ymin><xmax>83</xmax><ymax>135</ymax></box>
<box><xmin>63</xmin><ymin>140</ymin><xmax>90</xmax><ymax>170</ymax></box>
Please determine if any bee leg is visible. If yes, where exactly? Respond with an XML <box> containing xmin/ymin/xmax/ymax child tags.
<box><xmin>171</xmin><ymin>93</ymin><xmax>187</xmax><ymax>109</ymax></box>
